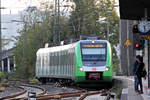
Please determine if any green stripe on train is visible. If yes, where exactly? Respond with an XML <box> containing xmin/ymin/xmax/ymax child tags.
<box><xmin>74</xmin><ymin>42</ymin><xmax>85</xmax><ymax>82</ymax></box>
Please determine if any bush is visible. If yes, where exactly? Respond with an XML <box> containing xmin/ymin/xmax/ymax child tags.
<box><xmin>29</xmin><ymin>78</ymin><xmax>39</xmax><ymax>84</ymax></box>
<box><xmin>1</xmin><ymin>79</ymin><xmax>9</xmax><ymax>87</ymax></box>
<box><xmin>0</xmin><ymin>72</ymin><xmax>4</xmax><ymax>81</ymax></box>
<box><xmin>0</xmin><ymin>87</ymin><xmax>5</xmax><ymax>92</ymax></box>
<box><xmin>2</xmin><ymin>83</ymin><xmax>9</xmax><ymax>87</ymax></box>
<box><xmin>2</xmin><ymin>79</ymin><xmax>8</xmax><ymax>83</ymax></box>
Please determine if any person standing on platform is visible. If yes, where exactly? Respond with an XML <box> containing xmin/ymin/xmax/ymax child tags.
<box><xmin>135</xmin><ymin>56</ymin><xmax>146</xmax><ymax>94</ymax></box>
<box><xmin>132</xmin><ymin>55</ymin><xmax>141</xmax><ymax>92</ymax></box>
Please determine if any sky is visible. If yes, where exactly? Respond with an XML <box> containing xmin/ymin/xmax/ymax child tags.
<box><xmin>1</xmin><ymin>0</ymin><xmax>48</xmax><ymax>14</ymax></box>
<box><xmin>2</xmin><ymin>0</ymin><xmax>120</xmax><ymax>15</ymax></box>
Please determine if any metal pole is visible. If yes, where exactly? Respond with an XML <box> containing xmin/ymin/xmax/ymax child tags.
<box><xmin>107</xmin><ymin>21</ymin><xmax>109</xmax><ymax>41</ymax></box>
<box><xmin>119</xmin><ymin>19</ymin><xmax>122</xmax><ymax>74</ymax></box>
<box><xmin>148</xmin><ymin>40</ymin><xmax>150</xmax><ymax>88</ymax></box>
<box><xmin>143</xmin><ymin>8</ymin><xmax>150</xmax><ymax>88</ymax></box>
<box><xmin>127</xmin><ymin>20</ymin><xmax>130</xmax><ymax>76</ymax></box>
<box><xmin>23</xmin><ymin>23</ymin><xmax>26</xmax><ymax>58</ymax></box>
<box><xmin>53</xmin><ymin>0</ymin><xmax>57</xmax><ymax>45</ymax></box>
<box><xmin>0</xmin><ymin>0</ymin><xmax>2</xmax><ymax>71</ymax></box>
<box><xmin>58</xmin><ymin>0</ymin><xmax>60</xmax><ymax>44</ymax></box>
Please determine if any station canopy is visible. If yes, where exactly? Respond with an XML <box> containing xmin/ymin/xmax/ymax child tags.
<box><xmin>119</xmin><ymin>0</ymin><xmax>150</xmax><ymax>20</ymax></box>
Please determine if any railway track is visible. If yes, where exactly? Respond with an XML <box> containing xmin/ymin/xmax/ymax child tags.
<box><xmin>0</xmin><ymin>80</ymin><xmax>115</xmax><ymax>100</ymax></box>
<box><xmin>1</xmin><ymin>87</ymin><xmax>115</xmax><ymax>100</ymax></box>
<box><xmin>0</xmin><ymin>84</ymin><xmax>46</xmax><ymax>100</ymax></box>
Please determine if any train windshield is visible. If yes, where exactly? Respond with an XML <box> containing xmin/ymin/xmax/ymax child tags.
<box><xmin>81</xmin><ymin>42</ymin><xmax>107</xmax><ymax>66</ymax></box>
<box><xmin>82</xmin><ymin>48</ymin><xmax>106</xmax><ymax>61</ymax></box>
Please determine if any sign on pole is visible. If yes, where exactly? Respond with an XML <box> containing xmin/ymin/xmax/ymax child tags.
<box><xmin>124</xmin><ymin>39</ymin><xmax>131</xmax><ymax>45</ymax></box>
<box><xmin>146</xmin><ymin>35</ymin><xmax>150</xmax><ymax>40</ymax></box>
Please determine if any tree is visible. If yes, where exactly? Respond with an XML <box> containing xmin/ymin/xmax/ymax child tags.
<box><xmin>13</xmin><ymin>3</ymin><xmax>54</xmax><ymax>79</ymax></box>
<box><xmin>2</xmin><ymin>37</ymin><xmax>13</xmax><ymax>50</ymax></box>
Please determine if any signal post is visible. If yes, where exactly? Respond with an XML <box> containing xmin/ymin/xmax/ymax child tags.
<box><xmin>119</xmin><ymin>0</ymin><xmax>150</xmax><ymax>88</ymax></box>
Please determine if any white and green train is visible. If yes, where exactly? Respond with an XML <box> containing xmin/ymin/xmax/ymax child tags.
<box><xmin>36</xmin><ymin>40</ymin><xmax>113</xmax><ymax>84</ymax></box>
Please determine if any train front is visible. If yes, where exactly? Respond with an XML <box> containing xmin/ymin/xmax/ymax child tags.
<box><xmin>75</xmin><ymin>40</ymin><xmax>113</xmax><ymax>83</ymax></box>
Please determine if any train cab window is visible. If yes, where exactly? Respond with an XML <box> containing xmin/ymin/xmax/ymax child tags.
<box><xmin>82</xmin><ymin>48</ymin><xmax>106</xmax><ymax>61</ymax></box>
<box><xmin>81</xmin><ymin>43</ymin><xmax>107</xmax><ymax>66</ymax></box>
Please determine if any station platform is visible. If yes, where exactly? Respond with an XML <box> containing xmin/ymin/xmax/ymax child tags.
<box><xmin>119</xmin><ymin>76</ymin><xmax>150</xmax><ymax>100</ymax></box>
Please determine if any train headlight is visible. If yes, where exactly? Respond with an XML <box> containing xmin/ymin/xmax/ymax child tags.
<box><xmin>92</xmin><ymin>40</ymin><xmax>95</xmax><ymax>43</ymax></box>
<box><xmin>79</xmin><ymin>67</ymin><xmax>84</xmax><ymax>71</ymax></box>
<box><xmin>105</xmin><ymin>67</ymin><xmax>109</xmax><ymax>71</ymax></box>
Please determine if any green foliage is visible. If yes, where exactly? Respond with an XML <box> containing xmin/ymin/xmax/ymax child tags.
<box><xmin>29</xmin><ymin>78</ymin><xmax>39</xmax><ymax>83</ymax></box>
<box><xmin>0</xmin><ymin>87</ymin><xmax>5</xmax><ymax>92</ymax></box>
<box><xmin>1</xmin><ymin>79</ymin><xmax>9</xmax><ymax>87</ymax></box>
<box><xmin>2</xmin><ymin>79</ymin><xmax>8</xmax><ymax>83</ymax></box>
<box><xmin>0</xmin><ymin>72</ymin><xmax>4</xmax><ymax>79</ymax></box>
<box><xmin>13</xmin><ymin>5</ymin><xmax>54</xmax><ymax>79</ymax></box>
<box><xmin>0</xmin><ymin>71</ymin><xmax>4</xmax><ymax>82</ymax></box>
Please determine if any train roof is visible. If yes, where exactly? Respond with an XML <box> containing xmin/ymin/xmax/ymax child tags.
<box><xmin>36</xmin><ymin>40</ymin><xmax>110</xmax><ymax>55</ymax></box>
<box><xmin>36</xmin><ymin>42</ymin><xmax>78</xmax><ymax>55</ymax></box>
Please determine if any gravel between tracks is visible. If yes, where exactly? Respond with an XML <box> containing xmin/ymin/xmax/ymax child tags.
<box><xmin>0</xmin><ymin>86</ymin><xmax>23</xmax><ymax>98</ymax></box>
<box><xmin>39</xmin><ymin>84</ymin><xmax>79</xmax><ymax>94</ymax></box>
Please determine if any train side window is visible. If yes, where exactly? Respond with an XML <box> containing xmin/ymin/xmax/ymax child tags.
<box><xmin>64</xmin><ymin>51</ymin><xmax>66</xmax><ymax>66</ymax></box>
<box><xmin>55</xmin><ymin>52</ymin><xmax>57</xmax><ymax>66</ymax></box>
<box><xmin>59</xmin><ymin>52</ymin><xmax>60</xmax><ymax>66</ymax></box>
<box><xmin>36</xmin><ymin>55</ymin><xmax>38</xmax><ymax>67</ymax></box>
<box><xmin>53</xmin><ymin>52</ymin><xmax>55</xmax><ymax>67</ymax></box>
<box><xmin>40</xmin><ymin>55</ymin><xmax>42</xmax><ymax>68</ymax></box>
<box><xmin>53</xmin><ymin>52</ymin><xmax>54</xmax><ymax>66</ymax></box>
<box><xmin>51</xmin><ymin>53</ymin><xmax>53</xmax><ymax>67</ymax></box>
<box><xmin>53</xmin><ymin>52</ymin><xmax>55</xmax><ymax>66</ymax></box>
<box><xmin>49</xmin><ymin>53</ymin><xmax>51</xmax><ymax>66</ymax></box>
<box><xmin>56</xmin><ymin>52</ymin><xmax>58</xmax><ymax>66</ymax></box>
<box><xmin>69</xmin><ymin>50</ymin><xmax>71</xmax><ymax>66</ymax></box>
<box><xmin>51</xmin><ymin>53</ymin><xmax>52</xmax><ymax>66</ymax></box>
<box><xmin>49</xmin><ymin>53</ymin><xmax>51</xmax><ymax>67</ymax></box>
<box><xmin>62</xmin><ymin>51</ymin><xmax>64</xmax><ymax>66</ymax></box>
<box><xmin>57</xmin><ymin>52</ymin><xmax>58</xmax><ymax>66</ymax></box>
<box><xmin>54</xmin><ymin>52</ymin><xmax>56</xmax><ymax>66</ymax></box>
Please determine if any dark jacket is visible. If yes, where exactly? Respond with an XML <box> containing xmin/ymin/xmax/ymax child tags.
<box><xmin>132</xmin><ymin>60</ymin><xmax>139</xmax><ymax>75</ymax></box>
<box><xmin>135</xmin><ymin>62</ymin><xmax>145</xmax><ymax>77</ymax></box>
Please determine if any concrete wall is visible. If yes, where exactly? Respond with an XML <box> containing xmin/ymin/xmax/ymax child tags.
<box><xmin>119</xmin><ymin>19</ymin><xmax>136</xmax><ymax>75</ymax></box>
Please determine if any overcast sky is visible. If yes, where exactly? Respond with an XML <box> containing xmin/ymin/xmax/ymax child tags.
<box><xmin>2</xmin><ymin>0</ymin><xmax>119</xmax><ymax>15</ymax></box>
<box><xmin>1</xmin><ymin>0</ymin><xmax>47</xmax><ymax>14</ymax></box>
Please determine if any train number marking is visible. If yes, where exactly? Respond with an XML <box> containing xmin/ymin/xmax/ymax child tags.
<box><xmin>92</xmin><ymin>68</ymin><xmax>96</xmax><ymax>71</ymax></box>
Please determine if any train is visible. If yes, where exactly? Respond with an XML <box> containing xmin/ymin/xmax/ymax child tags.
<box><xmin>35</xmin><ymin>40</ymin><xmax>113</xmax><ymax>84</ymax></box>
